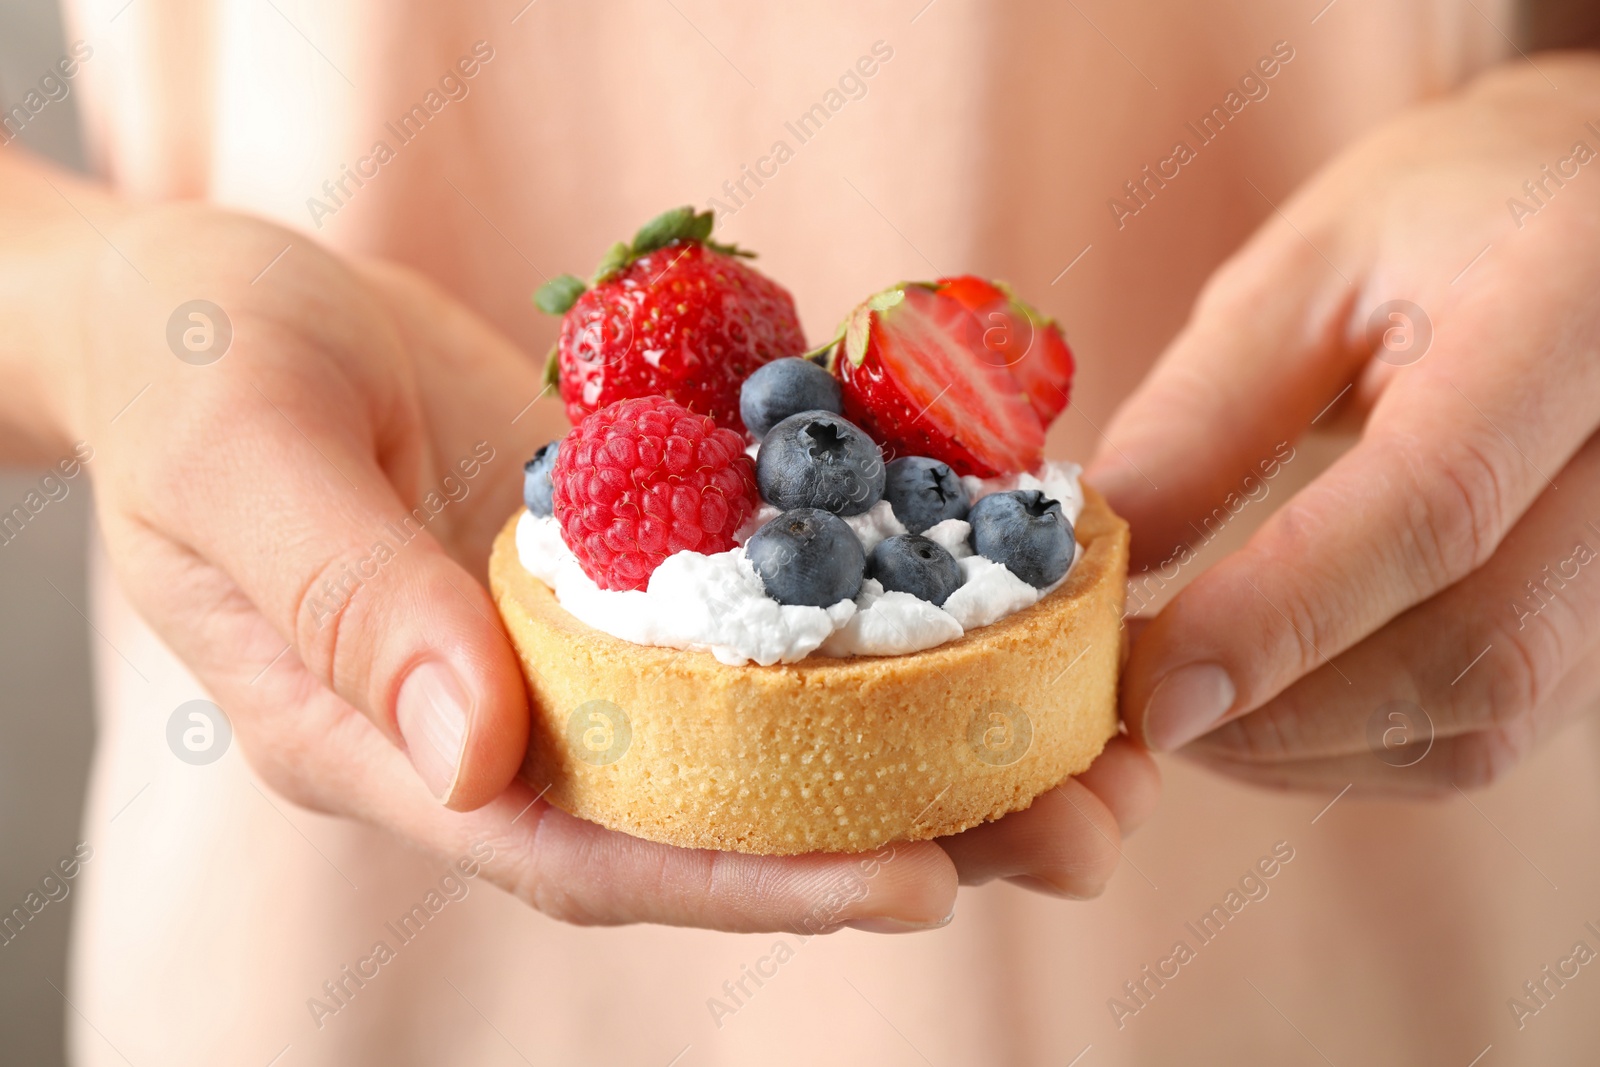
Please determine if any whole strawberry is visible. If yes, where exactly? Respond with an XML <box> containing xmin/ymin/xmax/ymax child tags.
<box><xmin>535</xmin><ymin>207</ymin><xmax>807</xmax><ymax>433</ymax></box>
<box><xmin>550</xmin><ymin>395</ymin><xmax>760</xmax><ymax>591</ymax></box>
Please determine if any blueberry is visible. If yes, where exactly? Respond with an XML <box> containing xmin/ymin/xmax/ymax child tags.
<box><xmin>883</xmin><ymin>456</ymin><xmax>969</xmax><ymax>534</ymax></box>
<box><xmin>740</xmin><ymin>357</ymin><xmax>844</xmax><ymax>439</ymax></box>
<box><xmin>523</xmin><ymin>440</ymin><xmax>560</xmax><ymax>517</ymax></box>
<box><xmin>756</xmin><ymin>411</ymin><xmax>885</xmax><ymax>516</ymax></box>
<box><xmin>868</xmin><ymin>534</ymin><xmax>965</xmax><ymax>606</ymax></box>
<box><xmin>968</xmin><ymin>490</ymin><xmax>1074</xmax><ymax>588</ymax></box>
<box><xmin>746</xmin><ymin>507</ymin><xmax>866</xmax><ymax>606</ymax></box>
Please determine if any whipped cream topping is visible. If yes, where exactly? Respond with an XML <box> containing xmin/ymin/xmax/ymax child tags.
<box><xmin>515</xmin><ymin>462</ymin><xmax>1084</xmax><ymax>666</ymax></box>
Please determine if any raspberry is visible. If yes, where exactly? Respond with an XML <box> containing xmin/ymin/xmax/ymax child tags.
<box><xmin>551</xmin><ymin>395</ymin><xmax>760</xmax><ymax>591</ymax></box>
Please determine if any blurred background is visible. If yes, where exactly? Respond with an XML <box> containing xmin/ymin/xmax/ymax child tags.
<box><xmin>4</xmin><ymin>2</ymin><xmax>1600</xmax><ymax>1063</ymax></box>
<box><xmin>0</xmin><ymin>3</ymin><xmax>93</xmax><ymax>1062</ymax></box>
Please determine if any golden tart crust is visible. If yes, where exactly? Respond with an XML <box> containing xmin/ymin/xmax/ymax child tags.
<box><xmin>490</xmin><ymin>486</ymin><xmax>1129</xmax><ymax>855</ymax></box>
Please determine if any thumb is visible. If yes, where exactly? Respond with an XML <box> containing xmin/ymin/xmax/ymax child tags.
<box><xmin>1085</xmin><ymin>221</ymin><xmax>1362</xmax><ymax>569</ymax></box>
<box><xmin>146</xmin><ymin>388</ymin><xmax>528</xmax><ymax>811</ymax></box>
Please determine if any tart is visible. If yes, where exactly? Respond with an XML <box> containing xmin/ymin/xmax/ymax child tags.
<box><xmin>491</xmin><ymin>485</ymin><xmax>1127</xmax><ymax>855</ymax></box>
<box><xmin>506</xmin><ymin>210</ymin><xmax>1125</xmax><ymax>855</ymax></box>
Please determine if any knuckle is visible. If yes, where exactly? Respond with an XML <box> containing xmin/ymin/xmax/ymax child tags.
<box><xmin>1399</xmin><ymin>431</ymin><xmax>1512</xmax><ymax>589</ymax></box>
<box><xmin>1251</xmin><ymin>562</ymin><xmax>1337</xmax><ymax>682</ymax></box>
<box><xmin>291</xmin><ymin>550</ymin><xmax>374</xmax><ymax>697</ymax></box>
<box><xmin>1481</xmin><ymin>616</ymin><xmax>1566</xmax><ymax>728</ymax></box>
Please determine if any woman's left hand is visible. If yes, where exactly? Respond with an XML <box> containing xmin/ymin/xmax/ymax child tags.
<box><xmin>1089</xmin><ymin>53</ymin><xmax>1600</xmax><ymax>793</ymax></box>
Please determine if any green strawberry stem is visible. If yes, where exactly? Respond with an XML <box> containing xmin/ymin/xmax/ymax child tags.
<box><xmin>531</xmin><ymin>206</ymin><xmax>755</xmax><ymax>317</ymax></box>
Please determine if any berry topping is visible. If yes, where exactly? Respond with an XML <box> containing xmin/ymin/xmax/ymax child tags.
<box><xmin>935</xmin><ymin>275</ymin><xmax>1075</xmax><ymax>424</ymax></box>
<box><xmin>867</xmin><ymin>534</ymin><xmax>965</xmax><ymax>606</ymax></box>
<box><xmin>882</xmin><ymin>455</ymin><xmax>969</xmax><ymax>534</ymax></box>
<box><xmin>550</xmin><ymin>395</ymin><xmax>759</xmax><ymax>591</ymax></box>
<box><xmin>739</xmin><ymin>356</ymin><xmax>843</xmax><ymax>439</ymax></box>
<box><xmin>755</xmin><ymin>411</ymin><xmax>885</xmax><ymax>516</ymax></box>
<box><xmin>820</xmin><ymin>276</ymin><xmax>1075</xmax><ymax>477</ymax></box>
<box><xmin>967</xmin><ymin>489</ymin><xmax>1074</xmax><ymax>588</ymax></box>
<box><xmin>522</xmin><ymin>440</ymin><xmax>560</xmax><ymax>517</ymax></box>
<box><xmin>534</xmin><ymin>206</ymin><xmax>807</xmax><ymax>433</ymax></box>
<box><xmin>746</xmin><ymin>507</ymin><xmax>866</xmax><ymax>607</ymax></box>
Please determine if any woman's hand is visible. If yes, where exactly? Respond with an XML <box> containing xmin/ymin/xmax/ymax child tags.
<box><xmin>1091</xmin><ymin>54</ymin><xmax>1600</xmax><ymax>793</ymax></box>
<box><xmin>28</xmin><ymin>186</ymin><xmax>1156</xmax><ymax>931</ymax></box>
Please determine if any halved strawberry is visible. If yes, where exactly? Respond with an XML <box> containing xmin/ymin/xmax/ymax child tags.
<box><xmin>826</xmin><ymin>284</ymin><xmax>1045</xmax><ymax>477</ymax></box>
<box><xmin>935</xmin><ymin>275</ymin><xmax>1075</xmax><ymax>425</ymax></box>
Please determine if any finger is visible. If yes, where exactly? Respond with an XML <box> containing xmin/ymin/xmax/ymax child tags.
<box><xmin>934</xmin><ymin>735</ymin><xmax>1158</xmax><ymax>895</ymax></box>
<box><xmin>1185</xmin><ymin>659</ymin><xmax>1591</xmax><ymax>795</ymax></box>
<box><xmin>1124</xmin><ymin>279</ymin><xmax>1600</xmax><ymax>753</ymax></box>
<box><xmin>1192</xmin><ymin>432</ymin><xmax>1600</xmax><ymax>764</ymax></box>
<box><xmin>1071</xmin><ymin>735</ymin><xmax>1162</xmax><ymax>838</ymax></box>
<box><xmin>938</xmin><ymin>778</ymin><xmax>1124</xmax><ymax>899</ymax></box>
<box><xmin>1085</xmin><ymin>217</ymin><xmax>1362</xmax><ymax>569</ymax></box>
<box><xmin>514</xmin><ymin>809</ymin><xmax>959</xmax><ymax>932</ymax></box>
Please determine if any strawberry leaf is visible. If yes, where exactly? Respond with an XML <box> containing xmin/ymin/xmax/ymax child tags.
<box><xmin>632</xmin><ymin>206</ymin><xmax>701</xmax><ymax>255</ymax></box>
<box><xmin>706</xmin><ymin>239</ymin><xmax>757</xmax><ymax>259</ymax></box>
<box><xmin>591</xmin><ymin>241</ymin><xmax>632</xmax><ymax>285</ymax></box>
<box><xmin>684</xmin><ymin>210</ymin><xmax>715</xmax><ymax>242</ymax></box>
<box><xmin>542</xmin><ymin>343</ymin><xmax>561</xmax><ymax>390</ymax></box>
<box><xmin>534</xmin><ymin>273</ymin><xmax>587</xmax><ymax>315</ymax></box>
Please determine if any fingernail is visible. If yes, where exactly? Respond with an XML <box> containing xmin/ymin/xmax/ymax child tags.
<box><xmin>396</xmin><ymin>660</ymin><xmax>471</xmax><ymax>803</ymax></box>
<box><xmin>843</xmin><ymin>910</ymin><xmax>955</xmax><ymax>935</ymax></box>
<box><xmin>1143</xmin><ymin>662</ymin><xmax>1235</xmax><ymax>751</ymax></box>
